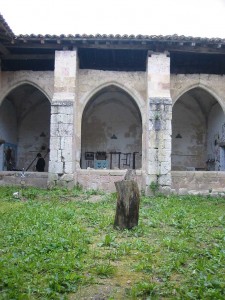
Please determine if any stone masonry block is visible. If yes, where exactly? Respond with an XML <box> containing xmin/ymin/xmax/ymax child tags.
<box><xmin>60</xmin><ymin>136</ymin><xmax>73</xmax><ymax>151</ymax></box>
<box><xmin>62</xmin><ymin>148</ymin><xmax>73</xmax><ymax>162</ymax></box>
<box><xmin>49</xmin><ymin>149</ymin><xmax>58</xmax><ymax>162</ymax></box>
<box><xmin>51</xmin><ymin>113</ymin><xmax>73</xmax><ymax>124</ymax></box>
<box><xmin>159</xmin><ymin>162</ymin><xmax>171</xmax><ymax>174</ymax></box>
<box><xmin>147</xmin><ymin>149</ymin><xmax>158</xmax><ymax>160</ymax></box>
<box><xmin>57</xmin><ymin>150</ymin><xmax>63</xmax><ymax>162</ymax></box>
<box><xmin>51</xmin><ymin>123</ymin><xmax>73</xmax><ymax>137</ymax></box>
<box><xmin>48</xmin><ymin>172</ymin><xmax>58</xmax><ymax>181</ymax></box>
<box><xmin>158</xmin><ymin>150</ymin><xmax>171</xmax><ymax>162</ymax></box>
<box><xmin>49</xmin><ymin>161</ymin><xmax>64</xmax><ymax>174</ymax></box>
<box><xmin>148</xmin><ymin>162</ymin><xmax>158</xmax><ymax>174</ymax></box>
<box><xmin>57</xmin><ymin>105</ymin><xmax>74</xmax><ymax>115</ymax></box>
<box><xmin>51</xmin><ymin>106</ymin><xmax>58</xmax><ymax>114</ymax></box>
<box><xmin>65</xmin><ymin>162</ymin><xmax>74</xmax><ymax>173</ymax></box>
<box><xmin>158</xmin><ymin>174</ymin><xmax>171</xmax><ymax>186</ymax></box>
<box><xmin>164</xmin><ymin>139</ymin><xmax>171</xmax><ymax>150</ymax></box>
<box><xmin>50</xmin><ymin>137</ymin><xmax>61</xmax><ymax>151</ymax></box>
<box><xmin>60</xmin><ymin>174</ymin><xmax>74</xmax><ymax>182</ymax></box>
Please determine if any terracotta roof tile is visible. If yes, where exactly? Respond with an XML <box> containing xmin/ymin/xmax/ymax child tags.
<box><xmin>14</xmin><ymin>33</ymin><xmax>225</xmax><ymax>43</ymax></box>
<box><xmin>0</xmin><ymin>13</ymin><xmax>14</xmax><ymax>37</ymax></box>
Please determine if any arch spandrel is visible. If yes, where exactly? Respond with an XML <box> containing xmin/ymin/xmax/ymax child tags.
<box><xmin>171</xmin><ymin>75</ymin><xmax>225</xmax><ymax>112</ymax></box>
<box><xmin>79</xmin><ymin>81</ymin><xmax>145</xmax><ymax>122</ymax></box>
<box><xmin>0</xmin><ymin>72</ymin><xmax>53</xmax><ymax>105</ymax></box>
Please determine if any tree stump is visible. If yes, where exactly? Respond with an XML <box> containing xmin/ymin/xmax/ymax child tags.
<box><xmin>114</xmin><ymin>170</ymin><xmax>140</xmax><ymax>230</ymax></box>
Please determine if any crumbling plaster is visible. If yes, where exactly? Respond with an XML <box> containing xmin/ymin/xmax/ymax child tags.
<box><xmin>171</xmin><ymin>74</ymin><xmax>225</xmax><ymax>110</ymax></box>
<box><xmin>0</xmin><ymin>71</ymin><xmax>54</xmax><ymax>104</ymax></box>
<box><xmin>77</xmin><ymin>70</ymin><xmax>146</xmax><ymax>125</ymax></box>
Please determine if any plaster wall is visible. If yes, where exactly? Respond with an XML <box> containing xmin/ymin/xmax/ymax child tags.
<box><xmin>172</xmin><ymin>94</ymin><xmax>206</xmax><ymax>170</ymax></box>
<box><xmin>17</xmin><ymin>100</ymin><xmax>50</xmax><ymax>171</ymax></box>
<box><xmin>172</xmin><ymin>171</ymin><xmax>225</xmax><ymax>195</ymax></box>
<box><xmin>77</xmin><ymin>70</ymin><xmax>146</xmax><ymax>106</ymax></box>
<box><xmin>207</xmin><ymin>103</ymin><xmax>225</xmax><ymax>170</ymax></box>
<box><xmin>76</xmin><ymin>69</ymin><xmax>146</xmax><ymax>171</ymax></box>
<box><xmin>81</xmin><ymin>89</ymin><xmax>142</xmax><ymax>169</ymax></box>
<box><xmin>171</xmin><ymin>75</ymin><xmax>225</xmax><ymax>172</ymax></box>
<box><xmin>171</xmin><ymin>74</ymin><xmax>225</xmax><ymax>107</ymax></box>
<box><xmin>0</xmin><ymin>77</ymin><xmax>52</xmax><ymax>172</ymax></box>
<box><xmin>0</xmin><ymin>71</ymin><xmax>54</xmax><ymax>103</ymax></box>
<box><xmin>0</xmin><ymin>99</ymin><xmax>17</xmax><ymax>170</ymax></box>
<box><xmin>76</xmin><ymin>169</ymin><xmax>142</xmax><ymax>191</ymax></box>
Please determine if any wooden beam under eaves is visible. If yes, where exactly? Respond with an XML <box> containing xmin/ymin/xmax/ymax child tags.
<box><xmin>1</xmin><ymin>54</ymin><xmax>54</xmax><ymax>60</ymax></box>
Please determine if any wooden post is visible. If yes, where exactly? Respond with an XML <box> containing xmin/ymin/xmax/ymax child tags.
<box><xmin>114</xmin><ymin>170</ymin><xmax>140</xmax><ymax>230</ymax></box>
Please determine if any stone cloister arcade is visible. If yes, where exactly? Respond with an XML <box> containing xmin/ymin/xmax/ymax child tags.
<box><xmin>0</xmin><ymin>66</ymin><xmax>225</xmax><ymax>194</ymax></box>
<box><xmin>0</xmin><ymin>15</ymin><xmax>225</xmax><ymax>193</ymax></box>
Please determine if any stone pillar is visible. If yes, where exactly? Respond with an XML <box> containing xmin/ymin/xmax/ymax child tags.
<box><xmin>146</xmin><ymin>53</ymin><xmax>172</xmax><ymax>194</ymax></box>
<box><xmin>48</xmin><ymin>50</ymin><xmax>77</xmax><ymax>188</ymax></box>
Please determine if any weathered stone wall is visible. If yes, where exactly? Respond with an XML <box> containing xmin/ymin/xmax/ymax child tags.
<box><xmin>1</xmin><ymin>56</ymin><xmax>225</xmax><ymax>194</ymax></box>
<box><xmin>48</xmin><ymin>51</ymin><xmax>77</xmax><ymax>188</ymax></box>
<box><xmin>0</xmin><ymin>171</ymin><xmax>48</xmax><ymax>188</ymax></box>
<box><xmin>171</xmin><ymin>74</ymin><xmax>225</xmax><ymax>108</ymax></box>
<box><xmin>0</xmin><ymin>71</ymin><xmax>53</xmax><ymax>103</ymax></box>
<box><xmin>76</xmin><ymin>169</ymin><xmax>143</xmax><ymax>192</ymax></box>
<box><xmin>77</xmin><ymin>70</ymin><xmax>146</xmax><ymax>108</ymax></box>
<box><xmin>146</xmin><ymin>53</ymin><xmax>172</xmax><ymax>193</ymax></box>
<box><xmin>172</xmin><ymin>171</ymin><xmax>225</xmax><ymax>195</ymax></box>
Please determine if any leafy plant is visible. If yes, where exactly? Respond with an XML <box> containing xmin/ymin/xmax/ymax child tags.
<box><xmin>149</xmin><ymin>180</ymin><xmax>159</xmax><ymax>195</ymax></box>
<box><xmin>91</xmin><ymin>262</ymin><xmax>115</xmax><ymax>278</ymax></box>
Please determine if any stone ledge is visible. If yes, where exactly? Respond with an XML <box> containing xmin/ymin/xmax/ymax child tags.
<box><xmin>51</xmin><ymin>100</ymin><xmax>74</xmax><ymax>106</ymax></box>
<box><xmin>0</xmin><ymin>171</ymin><xmax>48</xmax><ymax>178</ymax></box>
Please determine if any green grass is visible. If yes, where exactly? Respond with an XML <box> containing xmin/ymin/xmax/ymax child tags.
<box><xmin>0</xmin><ymin>186</ymin><xmax>225</xmax><ymax>299</ymax></box>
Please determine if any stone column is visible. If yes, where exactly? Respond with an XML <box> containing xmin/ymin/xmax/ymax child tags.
<box><xmin>147</xmin><ymin>53</ymin><xmax>172</xmax><ymax>194</ymax></box>
<box><xmin>48</xmin><ymin>50</ymin><xmax>77</xmax><ymax>188</ymax></box>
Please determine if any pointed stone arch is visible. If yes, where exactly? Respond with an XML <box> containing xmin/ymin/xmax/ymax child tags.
<box><xmin>173</xmin><ymin>83</ymin><xmax>224</xmax><ymax>111</ymax></box>
<box><xmin>80</xmin><ymin>84</ymin><xmax>143</xmax><ymax>170</ymax></box>
<box><xmin>172</xmin><ymin>86</ymin><xmax>225</xmax><ymax>171</ymax></box>
<box><xmin>80</xmin><ymin>81</ymin><xmax>145</xmax><ymax>118</ymax></box>
<box><xmin>0</xmin><ymin>83</ymin><xmax>51</xmax><ymax>172</ymax></box>
<box><xmin>0</xmin><ymin>80</ymin><xmax>52</xmax><ymax>106</ymax></box>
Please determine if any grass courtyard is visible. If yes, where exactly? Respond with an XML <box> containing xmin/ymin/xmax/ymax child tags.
<box><xmin>0</xmin><ymin>186</ymin><xmax>224</xmax><ymax>299</ymax></box>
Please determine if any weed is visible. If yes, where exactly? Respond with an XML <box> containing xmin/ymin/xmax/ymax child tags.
<box><xmin>149</xmin><ymin>181</ymin><xmax>159</xmax><ymax>195</ymax></box>
<box><xmin>91</xmin><ymin>262</ymin><xmax>115</xmax><ymax>278</ymax></box>
<box><xmin>98</xmin><ymin>234</ymin><xmax>117</xmax><ymax>247</ymax></box>
<box><xmin>129</xmin><ymin>281</ymin><xmax>157</xmax><ymax>298</ymax></box>
<box><xmin>0</xmin><ymin>187</ymin><xmax>224</xmax><ymax>299</ymax></box>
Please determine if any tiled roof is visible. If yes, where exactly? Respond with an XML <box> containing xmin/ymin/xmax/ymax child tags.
<box><xmin>0</xmin><ymin>13</ymin><xmax>14</xmax><ymax>38</ymax></box>
<box><xmin>15</xmin><ymin>33</ymin><xmax>225</xmax><ymax>44</ymax></box>
<box><xmin>0</xmin><ymin>12</ymin><xmax>224</xmax><ymax>49</ymax></box>
<box><xmin>0</xmin><ymin>12</ymin><xmax>224</xmax><ymax>45</ymax></box>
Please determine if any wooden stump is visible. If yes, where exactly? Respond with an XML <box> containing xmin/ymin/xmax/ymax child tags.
<box><xmin>114</xmin><ymin>172</ymin><xmax>140</xmax><ymax>230</ymax></box>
